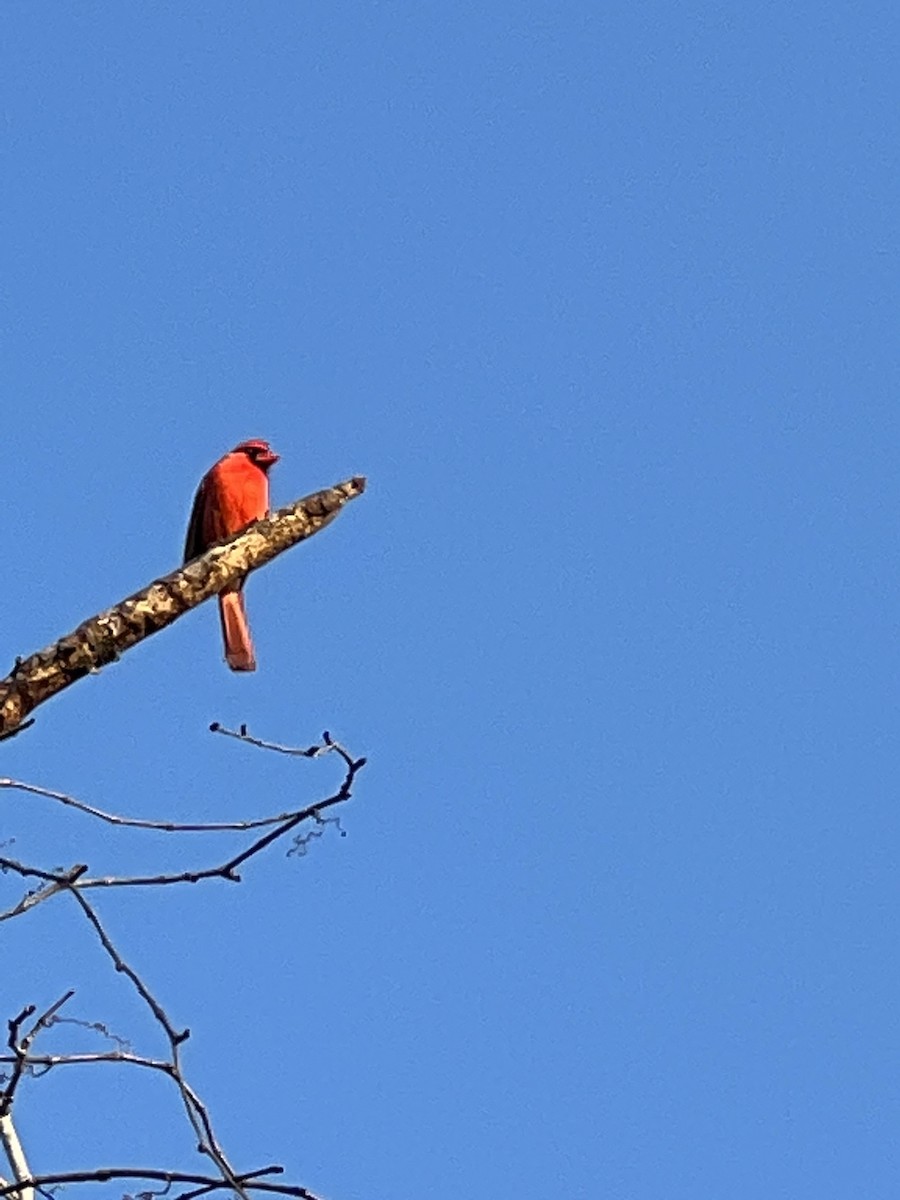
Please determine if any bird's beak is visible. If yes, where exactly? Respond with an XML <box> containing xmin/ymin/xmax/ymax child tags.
<box><xmin>261</xmin><ymin>449</ymin><xmax>280</xmax><ymax>468</ymax></box>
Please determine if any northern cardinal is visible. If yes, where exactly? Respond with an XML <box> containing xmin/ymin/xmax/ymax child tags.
<box><xmin>184</xmin><ymin>439</ymin><xmax>280</xmax><ymax>671</ymax></box>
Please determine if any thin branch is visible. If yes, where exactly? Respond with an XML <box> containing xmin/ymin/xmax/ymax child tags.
<box><xmin>78</xmin><ymin>737</ymin><xmax>363</xmax><ymax>888</ymax></box>
<box><xmin>209</xmin><ymin>724</ymin><xmax>322</xmax><ymax>758</ymax></box>
<box><xmin>65</xmin><ymin>890</ymin><xmax>187</xmax><ymax>1045</ymax></box>
<box><xmin>0</xmin><ymin>863</ymin><xmax>87</xmax><ymax>923</ymax></box>
<box><xmin>0</xmin><ymin>994</ymin><xmax>76</xmax><ymax>1200</ymax></box>
<box><xmin>172</xmin><ymin>1166</ymin><xmax>302</xmax><ymax>1200</ymax></box>
<box><xmin>0</xmin><ymin>1166</ymin><xmax>318</xmax><ymax>1198</ymax></box>
<box><xmin>1</xmin><ymin>993</ymin><xmax>75</xmax><ymax>1117</ymax></box>
<box><xmin>0</xmin><ymin>735</ymin><xmax>362</xmax><ymax>897</ymax></box>
<box><xmin>0</xmin><ymin>476</ymin><xmax>366</xmax><ymax>739</ymax></box>
<box><xmin>0</xmin><ymin>724</ymin><xmax>362</xmax><ymax>1200</ymax></box>
<box><xmin>63</xmin><ymin>887</ymin><xmax>248</xmax><ymax>1198</ymax></box>
<box><xmin>0</xmin><ymin>1050</ymin><xmax>173</xmax><ymax>1074</ymax></box>
<box><xmin>0</xmin><ymin>732</ymin><xmax>348</xmax><ymax>833</ymax></box>
<box><xmin>0</xmin><ymin>778</ymin><xmax>307</xmax><ymax>833</ymax></box>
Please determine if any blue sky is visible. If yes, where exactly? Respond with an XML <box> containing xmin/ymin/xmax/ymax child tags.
<box><xmin>2</xmin><ymin>2</ymin><xmax>899</xmax><ymax>1197</ymax></box>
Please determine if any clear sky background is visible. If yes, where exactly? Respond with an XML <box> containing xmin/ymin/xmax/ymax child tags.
<box><xmin>2</xmin><ymin>3</ymin><xmax>898</xmax><ymax>1198</ymax></box>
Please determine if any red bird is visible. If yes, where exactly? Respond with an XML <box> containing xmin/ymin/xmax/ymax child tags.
<box><xmin>184</xmin><ymin>439</ymin><xmax>280</xmax><ymax>672</ymax></box>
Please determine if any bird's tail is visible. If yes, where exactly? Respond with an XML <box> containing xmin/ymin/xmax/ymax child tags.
<box><xmin>218</xmin><ymin>589</ymin><xmax>256</xmax><ymax>672</ymax></box>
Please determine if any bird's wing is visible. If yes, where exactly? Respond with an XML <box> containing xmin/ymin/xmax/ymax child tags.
<box><xmin>183</xmin><ymin>475</ymin><xmax>212</xmax><ymax>563</ymax></box>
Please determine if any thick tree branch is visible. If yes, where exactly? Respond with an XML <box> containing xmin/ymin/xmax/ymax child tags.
<box><xmin>0</xmin><ymin>477</ymin><xmax>366</xmax><ymax>739</ymax></box>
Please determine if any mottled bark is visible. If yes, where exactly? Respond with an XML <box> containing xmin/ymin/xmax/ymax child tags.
<box><xmin>0</xmin><ymin>476</ymin><xmax>366</xmax><ymax>740</ymax></box>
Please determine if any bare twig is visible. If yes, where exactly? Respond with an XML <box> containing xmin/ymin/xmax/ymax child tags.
<box><xmin>0</xmin><ymin>778</ymin><xmax>307</xmax><ymax>833</ymax></box>
<box><xmin>0</xmin><ymin>1166</ymin><xmax>318</xmax><ymax>1198</ymax></box>
<box><xmin>209</xmin><ymin>724</ymin><xmax>322</xmax><ymax>758</ymax></box>
<box><xmin>0</xmin><ymin>863</ymin><xmax>87</xmax><ymax>923</ymax></box>
<box><xmin>0</xmin><ymin>993</ymin><xmax>76</xmax><ymax>1200</ymax></box>
<box><xmin>64</xmin><ymin>886</ymin><xmax>249</xmax><ymax>1199</ymax></box>
<box><xmin>0</xmin><ymin>1050</ymin><xmax>171</xmax><ymax>1075</ymax></box>
<box><xmin>0</xmin><ymin>725</ymin><xmax>364</xmax><ymax>1199</ymax></box>
<box><xmin>0</xmin><ymin>476</ymin><xmax>366</xmax><ymax>739</ymax></box>
<box><xmin>1</xmin><ymin>993</ymin><xmax>75</xmax><ymax>1117</ymax></box>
